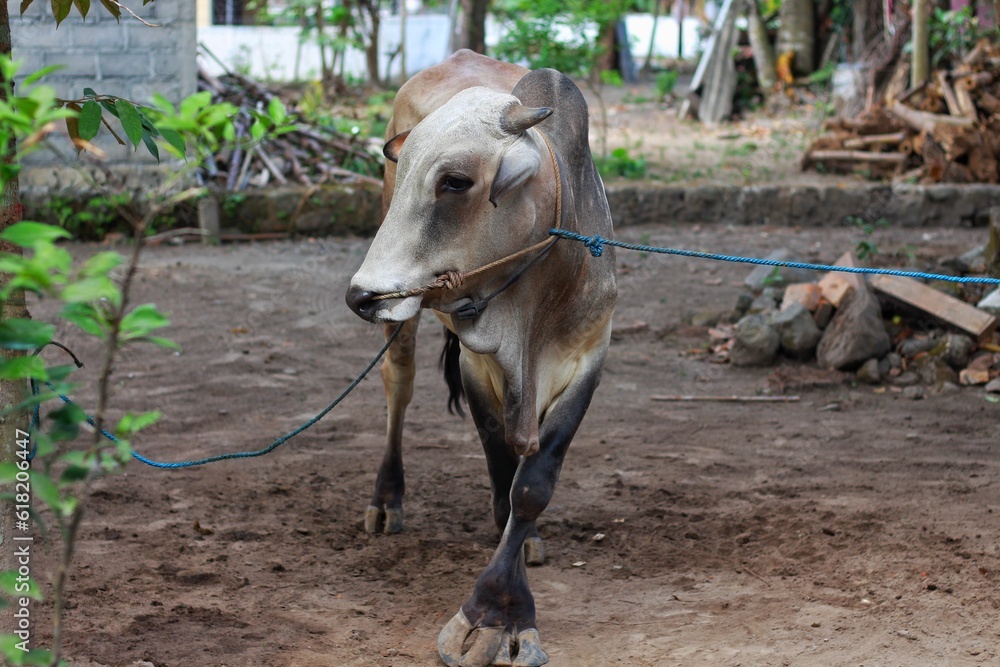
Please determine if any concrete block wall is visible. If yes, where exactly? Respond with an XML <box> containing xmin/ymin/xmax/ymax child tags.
<box><xmin>9</xmin><ymin>0</ymin><xmax>196</xmax><ymax>189</ymax></box>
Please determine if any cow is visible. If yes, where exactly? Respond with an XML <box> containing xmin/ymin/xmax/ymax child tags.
<box><xmin>345</xmin><ymin>50</ymin><xmax>616</xmax><ymax>667</ymax></box>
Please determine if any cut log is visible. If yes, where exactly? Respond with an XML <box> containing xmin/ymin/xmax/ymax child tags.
<box><xmin>953</xmin><ymin>83</ymin><xmax>978</xmax><ymax>120</ymax></box>
<box><xmin>843</xmin><ymin>131</ymin><xmax>906</xmax><ymax>149</ymax></box>
<box><xmin>978</xmin><ymin>91</ymin><xmax>1000</xmax><ymax>115</ymax></box>
<box><xmin>888</xmin><ymin>101</ymin><xmax>975</xmax><ymax>133</ymax></box>
<box><xmin>869</xmin><ymin>273</ymin><xmax>998</xmax><ymax>342</ymax></box>
<box><xmin>805</xmin><ymin>150</ymin><xmax>907</xmax><ymax>164</ymax></box>
<box><xmin>935</xmin><ymin>70</ymin><xmax>962</xmax><ymax>117</ymax></box>
<box><xmin>956</xmin><ymin>72</ymin><xmax>994</xmax><ymax>91</ymax></box>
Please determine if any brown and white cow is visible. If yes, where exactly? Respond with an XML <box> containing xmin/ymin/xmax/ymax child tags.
<box><xmin>346</xmin><ymin>50</ymin><xmax>616</xmax><ymax>667</ymax></box>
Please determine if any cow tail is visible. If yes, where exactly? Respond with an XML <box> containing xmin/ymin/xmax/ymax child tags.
<box><xmin>439</xmin><ymin>327</ymin><xmax>466</xmax><ymax>417</ymax></box>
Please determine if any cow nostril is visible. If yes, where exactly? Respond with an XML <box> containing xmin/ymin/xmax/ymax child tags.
<box><xmin>346</xmin><ymin>285</ymin><xmax>378</xmax><ymax>319</ymax></box>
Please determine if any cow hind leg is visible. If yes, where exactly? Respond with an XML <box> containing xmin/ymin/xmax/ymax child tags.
<box><xmin>365</xmin><ymin>316</ymin><xmax>419</xmax><ymax>534</ymax></box>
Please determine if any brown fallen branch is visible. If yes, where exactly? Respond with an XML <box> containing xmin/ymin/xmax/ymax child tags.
<box><xmin>843</xmin><ymin>131</ymin><xmax>906</xmax><ymax>149</ymax></box>
<box><xmin>805</xmin><ymin>150</ymin><xmax>908</xmax><ymax>164</ymax></box>
<box><xmin>979</xmin><ymin>91</ymin><xmax>1000</xmax><ymax>115</ymax></box>
<box><xmin>952</xmin><ymin>84</ymin><xmax>978</xmax><ymax>120</ymax></box>
<box><xmin>888</xmin><ymin>102</ymin><xmax>975</xmax><ymax>133</ymax></box>
<box><xmin>651</xmin><ymin>395</ymin><xmax>801</xmax><ymax>402</ymax></box>
<box><xmin>934</xmin><ymin>71</ymin><xmax>962</xmax><ymax>117</ymax></box>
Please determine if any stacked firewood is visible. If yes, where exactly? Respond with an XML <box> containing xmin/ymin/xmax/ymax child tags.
<box><xmin>803</xmin><ymin>39</ymin><xmax>1000</xmax><ymax>184</ymax></box>
<box><xmin>197</xmin><ymin>68</ymin><xmax>383</xmax><ymax>191</ymax></box>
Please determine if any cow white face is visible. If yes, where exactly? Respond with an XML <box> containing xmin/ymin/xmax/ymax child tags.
<box><xmin>346</xmin><ymin>88</ymin><xmax>553</xmax><ymax>327</ymax></box>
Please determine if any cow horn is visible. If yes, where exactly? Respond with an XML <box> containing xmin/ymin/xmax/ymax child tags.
<box><xmin>499</xmin><ymin>103</ymin><xmax>552</xmax><ymax>135</ymax></box>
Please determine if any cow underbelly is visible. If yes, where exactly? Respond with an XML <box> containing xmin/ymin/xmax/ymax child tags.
<box><xmin>453</xmin><ymin>312</ymin><xmax>612</xmax><ymax>427</ymax></box>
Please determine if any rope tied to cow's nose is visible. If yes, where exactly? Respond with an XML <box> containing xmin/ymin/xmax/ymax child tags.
<box><xmin>371</xmin><ymin>130</ymin><xmax>563</xmax><ymax>306</ymax></box>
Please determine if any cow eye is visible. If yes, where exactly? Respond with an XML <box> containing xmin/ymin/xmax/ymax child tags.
<box><xmin>441</xmin><ymin>175</ymin><xmax>473</xmax><ymax>193</ymax></box>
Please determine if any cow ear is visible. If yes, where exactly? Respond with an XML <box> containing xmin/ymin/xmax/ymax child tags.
<box><xmin>382</xmin><ymin>130</ymin><xmax>410</xmax><ymax>163</ymax></box>
<box><xmin>488</xmin><ymin>138</ymin><xmax>542</xmax><ymax>208</ymax></box>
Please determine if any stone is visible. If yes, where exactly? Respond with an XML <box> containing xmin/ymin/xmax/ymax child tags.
<box><xmin>690</xmin><ymin>310</ymin><xmax>723</xmax><ymax>328</ymax></box>
<box><xmin>938</xmin><ymin>381</ymin><xmax>961</xmax><ymax>394</ymax></box>
<box><xmin>893</xmin><ymin>371</ymin><xmax>921</xmax><ymax>387</ymax></box>
<box><xmin>772</xmin><ymin>303</ymin><xmax>822</xmax><ymax>358</ymax></box>
<box><xmin>816</xmin><ymin>285</ymin><xmax>891</xmax><ymax>371</ymax></box>
<box><xmin>977</xmin><ymin>288</ymin><xmax>1000</xmax><ymax>317</ymax></box>
<box><xmin>735</xmin><ymin>292</ymin><xmax>754</xmax><ymax>315</ymax></box>
<box><xmin>985</xmin><ymin>378</ymin><xmax>1000</xmax><ymax>394</ymax></box>
<box><xmin>960</xmin><ymin>368</ymin><xmax>990</xmax><ymax>385</ymax></box>
<box><xmin>856</xmin><ymin>358</ymin><xmax>882</xmax><ymax>385</ymax></box>
<box><xmin>918</xmin><ymin>359</ymin><xmax>958</xmax><ymax>388</ymax></box>
<box><xmin>968</xmin><ymin>352</ymin><xmax>997</xmax><ymax>372</ymax></box>
<box><xmin>941</xmin><ymin>244</ymin><xmax>986</xmax><ymax>274</ymax></box>
<box><xmin>748</xmin><ymin>286</ymin><xmax>782</xmax><ymax>315</ymax></box>
<box><xmin>938</xmin><ymin>333</ymin><xmax>975</xmax><ymax>369</ymax></box>
<box><xmin>780</xmin><ymin>283</ymin><xmax>822</xmax><ymax>312</ymax></box>
<box><xmin>902</xmin><ymin>386</ymin><xmax>925</xmax><ymax>400</ymax></box>
<box><xmin>729</xmin><ymin>314</ymin><xmax>780</xmax><ymax>367</ymax></box>
<box><xmin>743</xmin><ymin>250</ymin><xmax>815</xmax><ymax>292</ymax></box>
<box><xmin>898</xmin><ymin>335</ymin><xmax>938</xmax><ymax>359</ymax></box>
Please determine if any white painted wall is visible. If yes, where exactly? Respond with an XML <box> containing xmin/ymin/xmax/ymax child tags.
<box><xmin>198</xmin><ymin>13</ymin><xmax>706</xmax><ymax>83</ymax></box>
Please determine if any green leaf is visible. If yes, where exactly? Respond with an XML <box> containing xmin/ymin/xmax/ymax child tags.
<box><xmin>22</xmin><ymin>64</ymin><xmax>66</xmax><ymax>87</ymax></box>
<box><xmin>20</xmin><ymin>1</ymin><xmax>37</xmax><ymax>16</ymax></box>
<box><xmin>267</xmin><ymin>97</ymin><xmax>287</xmax><ymax>125</ymax></box>
<box><xmin>99</xmin><ymin>0</ymin><xmax>121</xmax><ymax>19</ymax></box>
<box><xmin>0</xmin><ymin>571</ymin><xmax>43</xmax><ymax>601</ymax></box>
<box><xmin>0</xmin><ymin>221</ymin><xmax>71</xmax><ymax>249</ymax></box>
<box><xmin>60</xmin><ymin>276</ymin><xmax>118</xmax><ymax>304</ymax></box>
<box><xmin>114</xmin><ymin>99</ymin><xmax>143</xmax><ymax>149</ymax></box>
<box><xmin>82</xmin><ymin>87</ymin><xmax>98</xmax><ymax>98</ymax></box>
<box><xmin>117</xmin><ymin>410</ymin><xmax>161</xmax><ymax>436</ymax></box>
<box><xmin>28</xmin><ymin>471</ymin><xmax>61</xmax><ymax>514</ymax></box>
<box><xmin>145</xmin><ymin>335</ymin><xmax>180</xmax><ymax>350</ymax></box>
<box><xmin>52</xmin><ymin>0</ymin><xmax>73</xmax><ymax>25</ymax></box>
<box><xmin>0</xmin><ymin>356</ymin><xmax>48</xmax><ymax>381</ymax></box>
<box><xmin>179</xmin><ymin>90</ymin><xmax>212</xmax><ymax>118</ymax></box>
<box><xmin>119</xmin><ymin>303</ymin><xmax>170</xmax><ymax>339</ymax></box>
<box><xmin>141</xmin><ymin>130</ymin><xmax>160</xmax><ymax>162</ymax></box>
<box><xmin>81</xmin><ymin>251</ymin><xmax>123</xmax><ymax>278</ymax></box>
<box><xmin>73</xmin><ymin>0</ymin><xmax>91</xmax><ymax>18</ymax></box>
<box><xmin>159</xmin><ymin>128</ymin><xmax>185</xmax><ymax>157</ymax></box>
<box><xmin>60</xmin><ymin>465</ymin><xmax>90</xmax><ymax>483</ymax></box>
<box><xmin>59</xmin><ymin>302</ymin><xmax>108</xmax><ymax>338</ymax></box>
<box><xmin>0</xmin><ymin>319</ymin><xmax>55</xmax><ymax>350</ymax></box>
<box><xmin>0</xmin><ymin>463</ymin><xmax>20</xmax><ymax>483</ymax></box>
<box><xmin>249</xmin><ymin>120</ymin><xmax>265</xmax><ymax>142</ymax></box>
<box><xmin>78</xmin><ymin>100</ymin><xmax>102</xmax><ymax>141</ymax></box>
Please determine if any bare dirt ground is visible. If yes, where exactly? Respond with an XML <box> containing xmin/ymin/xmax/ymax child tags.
<box><xmin>26</xmin><ymin>218</ymin><xmax>1000</xmax><ymax>667</ymax></box>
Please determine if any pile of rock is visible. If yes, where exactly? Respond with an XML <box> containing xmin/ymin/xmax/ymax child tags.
<box><xmin>699</xmin><ymin>247</ymin><xmax>1000</xmax><ymax>398</ymax></box>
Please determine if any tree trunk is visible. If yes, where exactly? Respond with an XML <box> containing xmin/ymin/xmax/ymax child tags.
<box><xmin>911</xmin><ymin>0</ymin><xmax>929</xmax><ymax>87</ymax></box>
<box><xmin>776</xmin><ymin>0</ymin><xmax>815</xmax><ymax>75</ymax></box>
<box><xmin>400</xmin><ymin>0</ymin><xmax>408</xmax><ymax>83</ymax></box>
<box><xmin>852</xmin><ymin>0</ymin><xmax>885</xmax><ymax>61</ymax></box>
<box><xmin>0</xmin><ymin>0</ymin><xmax>29</xmax><ymax>640</ymax></box>
<box><xmin>460</xmin><ymin>0</ymin><xmax>488</xmax><ymax>54</ymax></box>
<box><xmin>747</xmin><ymin>0</ymin><xmax>777</xmax><ymax>95</ymax></box>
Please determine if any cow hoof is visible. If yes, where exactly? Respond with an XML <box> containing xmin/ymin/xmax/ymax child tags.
<box><xmin>489</xmin><ymin>628</ymin><xmax>548</xmax><ymax>666</ymax></box>
<box><xmin>511</xmin><ymin>629</ymin><xmax>548</xmax><ymax>666</ymax></box>
<box><xmin>437</xmin><ymin>610</ymin><xmax>504</xmax><ymax>667</ymax></box>
<box><xmin>523</xmin><ymin>537</ymin><xmax>545</xmax><ymax>566</ymax></box>
<box><xmin>364</xmin><ymin>505</ymin><xmax>404</xmax><ymax>534</ymax></box>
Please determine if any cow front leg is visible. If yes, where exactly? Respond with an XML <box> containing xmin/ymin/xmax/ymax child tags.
<box><xmin>438</xmin><ymin>362</ymin><xmax>604</xmax><ymax>667</ymax></box>
<box><xmin>365</xmin><ymin>316</ymin><xmax>419</xmax><ymax>534</ymax></box>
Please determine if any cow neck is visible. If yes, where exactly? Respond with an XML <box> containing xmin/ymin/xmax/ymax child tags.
<box><xmin>372</xmin><ymin>129</ymin><xmax>564</xmax><ymax>321</ymax></box>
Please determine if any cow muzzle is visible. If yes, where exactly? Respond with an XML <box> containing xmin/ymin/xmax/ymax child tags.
<box><xmin>345</xmin><ymin>284</ymin><xmax>421</xmax><ymax>323</ymax></box>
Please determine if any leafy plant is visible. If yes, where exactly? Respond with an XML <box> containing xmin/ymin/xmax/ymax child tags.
<box><xmin>0</xmin><ymin>53</ymin><xmax>285</xmax><ymax>667</ymax></box>
<box><xmin>595</xmin><ymin>147</ymin><xmax>647</xmax><ymax>179</ymax></box>
<box><xmin>654</xmin><ymin>69</ymin><xmax>678</xmax><ymax>102</ymax></box>
<box><xmin>926</xmin><ymin>7</ymin><xmax>999</xmax><ymax>68</ymax></box>
<box><xmin>846</xmin><ymin>215</ymin><xmax>890</xmax><ymax>260</ymax></box>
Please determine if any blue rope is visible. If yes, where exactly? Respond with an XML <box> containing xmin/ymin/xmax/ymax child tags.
<box><xmin>29</xmin><ymin>324</ymin><xmax>402</xmax><ymax>469</ymax></box>
<box><xmin>550</xmin><ymin>229</ymin><xmax>1000</xmax><ymax>285</ymax></box>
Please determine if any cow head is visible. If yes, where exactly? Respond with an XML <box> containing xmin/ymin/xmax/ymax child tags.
<box><xmin>346</xmin><ymin>88</ymin><xmax>554</xmax><ymax>337</ymax></box>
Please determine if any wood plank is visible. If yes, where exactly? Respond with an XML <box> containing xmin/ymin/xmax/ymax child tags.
<box><xmin>817</xmin><ymin>250</ymin><xmax>861</xmax><ymax>307</ymax></box>
<box><xmin>869</xmin><ymin>273</ymin><xmax>998</xmax><ymax>342</ymax></box>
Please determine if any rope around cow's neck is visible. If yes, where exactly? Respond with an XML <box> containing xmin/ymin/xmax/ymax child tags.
<box><xmin>372</xmin><ymin>130</ymin><xmax>563</xmax><ymax>304</ymax></box>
